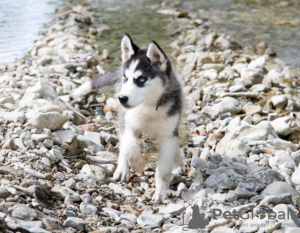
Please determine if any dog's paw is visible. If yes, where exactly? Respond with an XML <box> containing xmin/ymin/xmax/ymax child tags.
<box><xmin>151</xmin><ymin>188</ymin><xmax>168</xmax><ymax>203</ymax></box>
<box><xmin>172</xmin><ymin>164</ymin><xmax>187</xmax><ymax>175</ymax></box>
<box><xmin>129</xmin><ymin>156</ymin><xmax>146</xmax><ymax>175</ymax></box>
<box><xmin>113</xmin><ymin>165</ymin><xmax>130</xmax><ymax>182</ymax></box>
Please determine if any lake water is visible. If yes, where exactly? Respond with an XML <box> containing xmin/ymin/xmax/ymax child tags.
<box><xmin>0</xmin><ymin>0</ymin><xmax>299</xmax><ymax>71</ymax></box>
<box><xmin>0</xmin><ymin>0</ymin><xmax>59</xmax><ymax>64</ymax></box>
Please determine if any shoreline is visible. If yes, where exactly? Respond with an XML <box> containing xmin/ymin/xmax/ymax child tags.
<box><xmin>0</xmin><ymin>0</ymin><xmax>300</xmax><ymax>232</ymax></box>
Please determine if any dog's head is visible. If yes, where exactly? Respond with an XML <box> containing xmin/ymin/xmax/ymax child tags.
<box><xmin>118</xmin><ymin>33</ymin><xmax>172</xmax><ymax>109</ymax></box>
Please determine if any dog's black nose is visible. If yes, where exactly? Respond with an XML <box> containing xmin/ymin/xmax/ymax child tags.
<box><xmin>118</xmin><ymin>96</ymin><xmax>128</xmax><ymax>105</ymax></box>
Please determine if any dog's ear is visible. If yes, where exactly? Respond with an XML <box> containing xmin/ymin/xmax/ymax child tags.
<box><xmin>121</xmin><ymin>33</ymin><xmax>139</xmax><ymax>63</ymax></box>
<box><xmin>147</xmin><ymin>41</ymin><xmax>167</xmax><ymax>71</ymax></box>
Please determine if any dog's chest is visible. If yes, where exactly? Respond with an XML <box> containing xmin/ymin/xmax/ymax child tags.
<box><xmin>125</xmin><ymin>104</ymin><xmax>178</xmax><ymax>138</ymax></box>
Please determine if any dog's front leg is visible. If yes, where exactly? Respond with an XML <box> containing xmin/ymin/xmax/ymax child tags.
<box><xmin>152</xmin><ymin>136</ymin><xmax>179</xmax><ymax>202</ymax></box>
<box><xmin>113</xmin><ymin>129</ymin><xmax>146</xmax><ymax>182</ymax></box>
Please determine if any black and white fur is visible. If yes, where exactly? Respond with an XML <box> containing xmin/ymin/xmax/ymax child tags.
<box><xmin>72</xmin><ymin>34</ymin><xmax>184</xmax><ymax>202</ymax></box>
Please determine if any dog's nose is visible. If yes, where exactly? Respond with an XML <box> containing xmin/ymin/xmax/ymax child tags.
<box><xmin>118</xmin><ymin>96</ymin><xmax>128</xmax><ymax>105</ymax></box>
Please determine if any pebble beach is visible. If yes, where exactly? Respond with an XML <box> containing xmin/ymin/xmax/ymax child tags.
<box><xmin>0</xmin><ymin>1</ymin><xmax>300</xmax><ymax>232</ymax></box>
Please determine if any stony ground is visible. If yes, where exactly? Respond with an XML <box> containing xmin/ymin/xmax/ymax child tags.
<box><xmin>0</xmin><ymin>1</ymin><xmax>300</xmax><ymax>233</ymax></box>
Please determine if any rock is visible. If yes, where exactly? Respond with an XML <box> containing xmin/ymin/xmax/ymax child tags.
<box><xmin>245</xmin><ymin>105</ymin><xmax>262</xmax><ymax>115</ymax></box>
<box><xmin>0</xmin><ymin>187</ymin><xmax>10</xmax><ymax>198</ymax></box>
<box><xmin>137</xmin><ymin>214</ymin><xmax>164</xmax><ymax>228</ymax></box>
<box><xmin>63</xmin><ymin>217</ymin><xmax>86</xmax><ymax>231</ymax></box>
<box><xmin>291</xmin><ymin>167</ymin><xmax>300</xmax><ymax>186</ymax></box>
<box><xmin>26</xmin><ymin>112</ymin><xmax>69</xmax><ymax>130</ymax></box>
<box><xmin>10</xmin><ymin>204</ymin><xmax>38</xmax><ymax>220</ymax></box>
<box><xmin>26</xmin><ymin>81</ymin><xmax>57</xmax><ymax>99</ymax></box>
<box><xmin>191</xmin><ymin>157</ymin><xmax>207</xmax><ymax>169</ymax></box>
<box><xmin>212</xmin><ymin>227</ymin><xmax>236</xmax><ymax>233</ymax></box>
<box><xmin>273</xmin><ymin>204</ymin><xmax>300</xmax><ymax>227</ymax></box>
<box><xmin>159</xmin><ymin>204</ymin><xmax>185</xmax><ymax>216</ymax></box>
<box><xmin>77</xmin><ymin>164</ymin><xmax>106</xmax><ymax>186</ymax></box>
<box><xmin>235</xmin><ymin>179</ymin><xmax>266</xmax><ymax>198</ymax></box>
<box><xmin>2</xmin><ymin>139</ymin><xmax>14</xmax><ymax>150</ymax></box>
<box><xmin>54</xmin><ymin>130</ymin><xmax>75</xmax><ymax>143</ymax></box>
<box><xmin>77</xmin><ymin>135</ymin><xmax>104</xmax><ymax>153</ymax></box>
<box><xmin>109</xmin><ymin>183</ymin><xmax>131</xmax><ymax>196</ymax></box>
<box><xmin>261</xmin><ymin>193</ymin><xmax>293</xmax><ymax>205</ymax></box>
<box><xmin>204</xmin><ymin>173</ymin><xmax>234</xmax><ymax>190</ymax></box>
<box><xmin>261</xmin><ymin>181</ymin><xmax>300</xmax><ymax>198</ymax></box>
<box><xmin>5</xmin><ymin>216</ymin><xmax>47</xmax><ymax>232</ymax></box>
<box><xmin>102</xmin><ymin>207</ymin><xmax>121</xmax><ymax>221</ymax></box>
<box><xmin>271</xmin><ymin>116</ymin><xmax>293</xmax><ymax>137</ymax></box>
<box><xmin>271</xmin><ymin>95</ymin><xmax>289</xmax><ymax>109</ymax></box>
<box><xmin>201</xmin><ymin>97</ymin><xmax>240</xmax><ymax>120</ymax></box>
<box><xmin>247</xmin><ymin>56</ymin><xmax>266</xmax><ymax>70</ymax></box>
<box><xmin>51</xmin><ymin>186</ymin><xmax>80</xmax><ymax>201</ymax></box>
<box><xmin>0</xmin><ymin>112</ymin><xmax>25</xmax><ymax>123</ymax></box>
<box><xmin>240</xmin><ymin>68</ymin><xmax>264</xmax><ymax>87</ymax></box>
<box><xmin>42</xmin><ymin>217</ymin><xmax>64</xmax><ymax>231</ymax></box>
<box><xmin>80</xmin><ymin>202</ymin><xmax>98</xmax><ymax>215</ymax></box>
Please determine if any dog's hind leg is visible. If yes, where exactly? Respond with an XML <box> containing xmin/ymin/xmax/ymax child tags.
<box><xmin>113</xmin><ymin>129</ymin><xmax>146</xmax><ymax>182</ymax></box>
<box><xmin>152</xmin><ymin>136</ymin><xmax>179</xmax><ymax>202</ymax></box>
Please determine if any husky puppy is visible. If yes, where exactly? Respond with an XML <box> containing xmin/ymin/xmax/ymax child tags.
<box><xmin>72</xmin><ymin>34</ymin><xmax>183</xmax><ymax>202</ymax></box>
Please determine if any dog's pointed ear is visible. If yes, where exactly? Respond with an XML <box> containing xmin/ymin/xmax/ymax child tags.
<box><xmin>147</xmin><ymin>41</ymin><xmax>168</xmax><ymax>71</ymax></box>
<box><xmin>121</xmin><ymin>33</ymin><xmax>139</xmax><ymax>63</ymax></box>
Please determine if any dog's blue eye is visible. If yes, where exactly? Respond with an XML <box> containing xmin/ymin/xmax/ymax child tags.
<box><xmin>123</xmin><ymin>76</ymin><xmax>128</xmax><ymax>82</ymax></box>
<box><xmin>138</xmin><ymin>77</ymin><xmax>147</xmax><ymax>84</ymax></box>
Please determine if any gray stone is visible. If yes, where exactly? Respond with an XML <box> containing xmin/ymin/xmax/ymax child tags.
<box><xmin>80</xmin><ymin>202</ymin><xmax>98</xmax><ymax>215</ymax></box>
<box><xmin>261</xmin><ymin>181</ymin><xmax>300</xmax><ymax>198</ymax></box>
<box><xmin>63</xmin><ymin>217</ymin><xmax>86</xmax><ymax>231</ymax></box>
<box><xmin>10</xmin><ymin>204</ymin><xmax>38</xmax><ymax>221</ymax></box>
<box><xmin>261</xmin><ymin>193</ymin><xmax>293</xmax><ymax>205</ymax></box>
<box><xmin>235</xmin><ymin>179</ymin><xmax>265</xmax><ymax>198</ymax></box>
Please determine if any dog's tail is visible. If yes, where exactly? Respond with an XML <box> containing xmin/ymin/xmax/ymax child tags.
<box><xmin>71</xmin><ymin>68</ymin><xmax>121</xmax><ymax>99</ymax></box>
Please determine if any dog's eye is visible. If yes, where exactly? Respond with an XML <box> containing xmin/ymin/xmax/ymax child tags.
<box><xmin>123</xmin><ymin>76</ymin><xmax>128</xmax><ymax>82</ymax></box>
<box><xmin>137</xmin><ymin>77</ymin><xmax>147</xmax><ymax>85</ymax></box>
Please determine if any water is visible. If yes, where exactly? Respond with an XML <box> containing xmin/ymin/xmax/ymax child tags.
<box><xmin>0</xmin><ymin>0</ymin><xmax>60</xmax><ymax>64</ymax></box>
<box><xmin>95</xmin><ymin>0</ymin><xmax>173</xmax><ymax>70</ymax></box>
<box><xmin>181</xmin><ymin>0</ymin><xmax>300</xmax><ymax>71</ymax></box>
